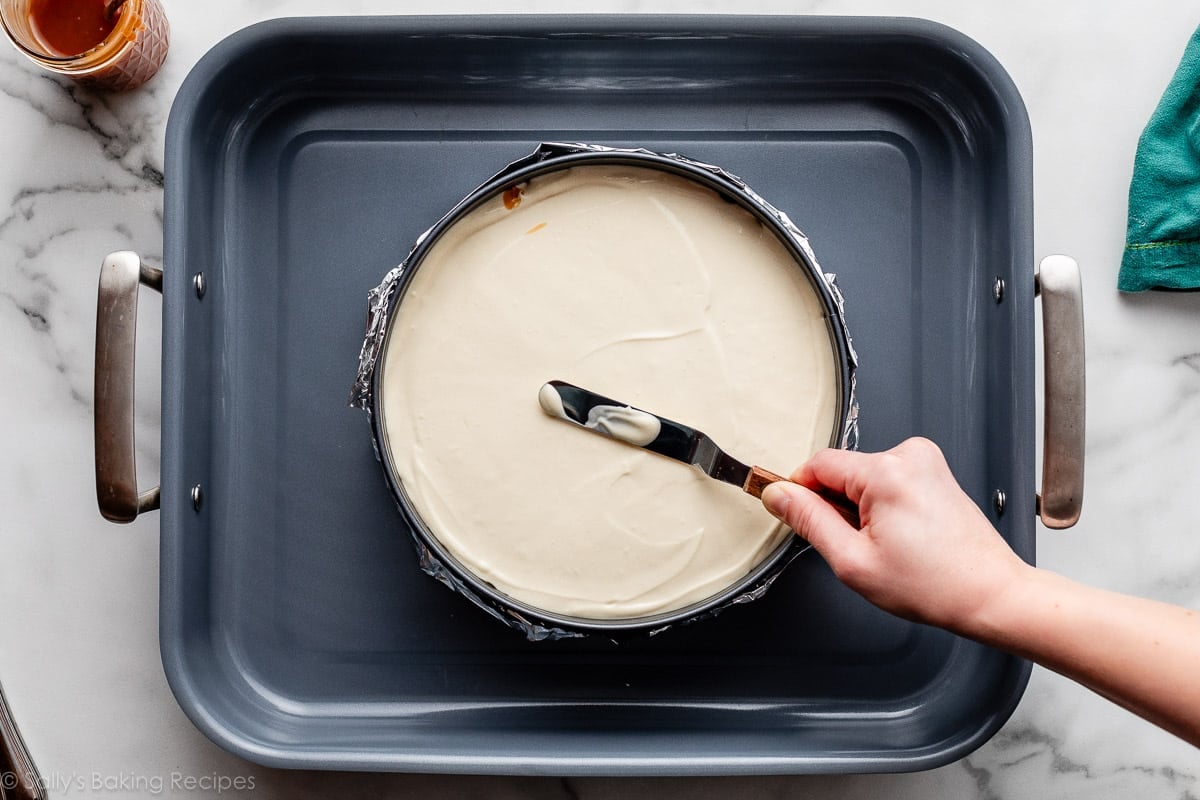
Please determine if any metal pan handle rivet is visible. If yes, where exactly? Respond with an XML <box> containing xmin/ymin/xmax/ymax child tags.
<box><xmin>992</xmin><ymin>276</ymin><xmax>1005</xmax><ymax>304</ymax></box>
<box><xmin>191</xmin><ymin>484</ymin><xmax>203</xmax><ymax>512</ymax></box>
<box><xmin>193</xmin><ymin>272</ymin><xmax>206</xmax><ymax>299</ymax></box>
<box><xmin>95</xmin><ymin>251</ymin><xmax>162</xmax><ymax>523</ymax></box>
<box><xmin>1035</xmin><ymin>255</ymin><xmax>1085</xmax><ymax>529</ymax></box>
<box><xmin>992</xmin><ymin>489</ymin><xmax>1006</xmax><ymax>517</ymax></box>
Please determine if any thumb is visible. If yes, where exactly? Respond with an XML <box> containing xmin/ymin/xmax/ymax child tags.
<box><xmin>761</xmin><ymin>481</ymin><xmax>859</xmax><ymax>558</ymax></box>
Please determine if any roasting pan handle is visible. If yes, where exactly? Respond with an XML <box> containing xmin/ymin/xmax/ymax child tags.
<box><xmin>1035</xmin><ymin>254</ymin><xmax>1085</xmax><ymax>529</ymax></box>
<box><xmin>95</xmin><ymin>251</ymin><xmax>162</xmax><ymax>523</ymax></box>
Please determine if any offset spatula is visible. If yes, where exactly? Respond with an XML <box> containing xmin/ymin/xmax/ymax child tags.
<box><xmin>538</xmin><ymin>380</ymin><xmax>860</xmax><ymax>527</ymax></box>
<box><xmin>536</xmin><ymin>380</ymin><xmax>816</xmax><ymax>498</ymax></box>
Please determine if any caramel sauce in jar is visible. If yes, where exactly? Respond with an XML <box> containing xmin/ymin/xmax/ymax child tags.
<box><xmin>1</xmin><ymin>0</ymin><xmax>169</xmax><ymax>91</ymax></box>
<box><xmin>27</xmin><ymin>0</ymin><xmax>117</xmax><ymax>57</ymax></box>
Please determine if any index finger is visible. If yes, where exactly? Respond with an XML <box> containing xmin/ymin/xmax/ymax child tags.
<box><xmin>791</xmin><ymin>447</ymin><xmax>873</xmax><ymax>505</ymax></box>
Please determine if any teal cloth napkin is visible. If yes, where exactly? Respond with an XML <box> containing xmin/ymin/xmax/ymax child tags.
<box><xmin>1118</xmin><ymin>24</ymin><xmax>1200</xmax><ymax>292</ymax></box>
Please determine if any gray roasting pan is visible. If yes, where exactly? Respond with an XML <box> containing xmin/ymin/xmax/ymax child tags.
<box><xmin>92</xmin><ymin>15</ymin><xmax>1086</xmax><ymax>774</ymax></box>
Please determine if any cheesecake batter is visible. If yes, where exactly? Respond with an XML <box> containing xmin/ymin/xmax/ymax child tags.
<box><xmin>380</xmin><ymin>164</ymin><xmax>839</xmax><ymax>620</ymax></box>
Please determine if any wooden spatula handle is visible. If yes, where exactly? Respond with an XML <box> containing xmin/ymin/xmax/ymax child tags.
<box><xmin>743</xmin><ymin>466</ymin><xmax>786</xmax><ymax>498</ymax></box>
<box><xmin>744</xmin><ymin>466</ymin><xmax>862</xmax><ymax>529</ymax></box>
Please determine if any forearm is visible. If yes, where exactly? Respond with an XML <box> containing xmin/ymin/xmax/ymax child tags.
<box><xmin>765</xmin><ymin>441</ymin><xmax>1200</xmax><ymax>746</ymax></box>
<box><xmin>963</xmin><ymin>564</ymin><xmax>1200</xmax><ymax>746</ymax></box>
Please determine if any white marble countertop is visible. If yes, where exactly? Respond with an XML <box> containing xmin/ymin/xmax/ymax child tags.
<box><xmin>2</xmin><ymin>0</ymin><xmax>1199</xmax><ymax>797</ymax></box>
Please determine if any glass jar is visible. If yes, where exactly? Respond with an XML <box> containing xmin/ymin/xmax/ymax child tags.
<box><xmin>0</xmin><ymin>0</ymin><xmax>169</xmax><ymax>91</ymax></box>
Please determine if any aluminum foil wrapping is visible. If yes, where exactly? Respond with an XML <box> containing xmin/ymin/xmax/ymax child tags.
<box><xmin>350</xmin><ymin>142</ymin><xmax>859</xmax><ymax>641</ymax></box>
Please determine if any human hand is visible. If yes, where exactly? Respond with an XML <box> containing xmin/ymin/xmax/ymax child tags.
<box><xmin>760</xmin><ymin>437</ymin><xmax>1030</xmax><ymax>632</ymax></box>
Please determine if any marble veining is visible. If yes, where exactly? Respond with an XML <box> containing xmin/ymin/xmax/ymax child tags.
<box><xmin>2</xmin><ymin>1</ymin><xmax>1200</xmax><ymax>798</ymax></box>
